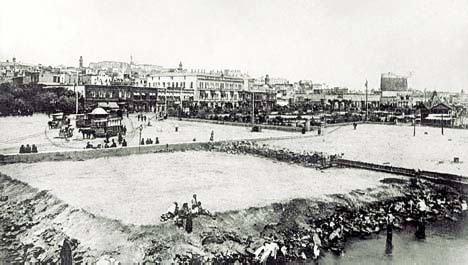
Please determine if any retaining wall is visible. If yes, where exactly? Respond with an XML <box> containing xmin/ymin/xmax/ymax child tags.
<box><xmin>336</xmin><ymin>158</ymin><xmax>468</xmax><ymax>193</ymax></box>
<box><xmin>0</xmin><ymin>135</ymin><xmax>306</xmax><ymax>165</ymax></box>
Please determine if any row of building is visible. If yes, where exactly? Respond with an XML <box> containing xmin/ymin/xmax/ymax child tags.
<box><xmin>1</xmin><ymin>57</ymin><xmax>467</xmax><ymax>120</ymax></box>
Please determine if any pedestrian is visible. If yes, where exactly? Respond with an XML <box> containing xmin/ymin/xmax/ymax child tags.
<box><xmin>31</xmin><ymin>144</ymin><xmax>38</xmax><ymax>153</ymax></box>
<box><xmin>19</xmin><ymin>145</ymin><xmax>25</xmax><ymax>153</ymax></box>
<box><xmin>122</xmin><ymin>139</ymin><xmax>127</xmax><ymax>147</ymax></box>
<box><xmin>110</xmin><ymin>139</ymin><xmax>117</xmax><ymax>148</ymax></box>
<box><xmin>155</xmin><ymin>137</ymin><xmax>159</xmax><ymax>144</ymax></box>
<box><xmin>175</xmin><ymin>126</ymin><xmax>179</xmax><ymax>132</ymax></box>
<box><xmin>191</xmin><ymin>194</ymin><xmax>198</xmax><ymax>210</ymax></box>
<box><xmin>118</xmin><ymin>133</ymin><xmax>123</xmax><ymax>144</ymax></box>
<box><xmin>185</xmin><ymin>213</ymin><xmax>193</xmax><ymax>233</ymax></box>
<box><xmin>141</xmin><ymin>138</ymin><xmax>145</xmax><ymax>145</ymax></box>
<box><xmin>25</xmin><ymin>144</ymin><xmax>31</xmax><ymax>153</ymax></box>
<box><xmin>210</xmin><ymin>130</ymin><xmax>214</xmax><ymax>141</ymax></box>
<box><xmin>353</xmin><ymin>122</ymin><xmax>357</xmax><ymax>130</ymax></box>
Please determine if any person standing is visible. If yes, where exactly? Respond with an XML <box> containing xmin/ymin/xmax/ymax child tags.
<box><xmin>185</xmin><ymin>212</ymin><xmax>193</xmax><ymax>233</ymax></box>
<box><xmin>210</xmin><ymin>130</ymin><xmax>214</xmax><ymax>141</ymax></box>
<box><xmin>191</xmin><ymin>194</ymin><xmax>198</xmax><ymax>210</ymax></box>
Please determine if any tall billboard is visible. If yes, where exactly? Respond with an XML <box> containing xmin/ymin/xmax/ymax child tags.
<box><xmin>380</xmin><ymin>73</ymin><xmax>408</xmax><ymax>91</ymax></box>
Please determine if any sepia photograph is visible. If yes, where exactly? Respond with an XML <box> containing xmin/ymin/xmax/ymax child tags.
<box><xmin>0</xmin><ymin>0</ymin><xmax>467</xmax><ymax>264</ymax></box>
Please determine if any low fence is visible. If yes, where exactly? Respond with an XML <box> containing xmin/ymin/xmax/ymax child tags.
<box><xmin>336</xmin><ymin>158</ymin><xmax>468</xmax><ymax>192</ymax></box>
<box><xmin>0</xmin><ymin>135</ymin><xmax>307</xmax><ymax>165</ymax></box>
<box><xmin>174</xmin><ymin>117</ymin><xmax>364</xmax><ymax>132</ymax></box>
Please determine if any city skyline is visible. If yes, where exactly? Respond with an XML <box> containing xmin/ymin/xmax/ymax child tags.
<box><xmin>1</xmin><ymin>0</ymin><xmax>467</xmax><ymax>91</ymax></box>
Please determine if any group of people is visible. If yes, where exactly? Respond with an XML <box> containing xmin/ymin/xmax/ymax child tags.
<box><xmin>161</xmin><ymin>194</ymin><xmax>215</xmax><ymax>233</ymax></box>
<box><xmin>85</xmin><ymin>133</ymin><xmax>128</xmax><ymax>149</ymax></box>
<box><xmin>137</xmin><ymin>114</ymin><xmax>148</xmax><ymax>122</ymax></box>
<box><xmin>19</xmin><ymin>144</ymin><xmax>38</xmax><ymax>153</ymax></box>
<box><xmin>140</xmin><ymin>137</ymin><xmax>160</xmax><ymax>145</ymax></box>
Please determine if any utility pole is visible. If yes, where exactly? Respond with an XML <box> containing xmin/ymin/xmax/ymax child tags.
<box><xmin>441</xmin><ymin>113</ymin><xmax>444</xmax><ymax>135</ymax></box>
<box><xmin>365</xmin><ymin>79</ymin><xmax>368</xmax><ymax>121</ymax></box>
<box><xmin>413</xmin><ymin>110</ymin><xmax>417</xmax><ymax>136</ymax></box>
<box><xmin>164</xmin><ymin>86</ymin><xmax>168</xmax><ymax>118</ymax></box>
<box><xmin>251</xmin><ymin>91</ymin><xmax>255</xmax><ymax>126</ymax></box>
<box><xmin>75</xmin><ymin>71</ymin><xmax>79</xmax><ymax>114</ymax></box>
<box><xmin>138</xmin><ymin>124</ymin><xmax>143</xmax><ymax>152</ymax></box>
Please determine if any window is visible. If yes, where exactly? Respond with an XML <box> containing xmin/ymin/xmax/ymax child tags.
<box><xmin>190</xmin><ymin>82</ymin><xmax>193</xmax><ymax>88</ymax></box>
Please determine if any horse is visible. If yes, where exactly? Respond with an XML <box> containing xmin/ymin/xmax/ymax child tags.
<box><xmin>78</xmin><ymin>128</ymin><xmax>96</xmax><ymax>139</ymax></box>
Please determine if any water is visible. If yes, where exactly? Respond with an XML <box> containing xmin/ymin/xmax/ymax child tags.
<box><xmin>321</xmin><ymin>214</ymin><xmax>468</xmax><ymax>265</ymax></box>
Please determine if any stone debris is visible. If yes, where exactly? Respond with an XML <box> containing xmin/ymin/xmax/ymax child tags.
<box><xmin>210</xmin><ymin>141</ymin><xmax>339</xmax><ymax>169</ymax></box>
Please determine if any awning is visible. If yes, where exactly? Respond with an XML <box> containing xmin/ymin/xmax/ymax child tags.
<box><xmin>98</xmin><ymin>102</ymin><xmax>119</xmax><ymax>109</ymax></box>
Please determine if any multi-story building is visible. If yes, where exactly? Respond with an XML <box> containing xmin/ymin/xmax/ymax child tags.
<box><xmin>146</xmin><ymin>65</ymin><xmax>245</xmax><ymax>112</ymax></box>
<box><xmin>83</xmin><ymin>85</ymin><xmax>157</xmax><ymax>112</ymax></box>
<box><xmin>380</xmin><ymin>72</ymin><xmax>412</xmax><ymax>108</ymax></box>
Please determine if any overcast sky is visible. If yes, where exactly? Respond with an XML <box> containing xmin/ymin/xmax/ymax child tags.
<box><xmin>1</xmin><ymin>0</ymin><xmax>467</xmax><ymax>91</ymax></box>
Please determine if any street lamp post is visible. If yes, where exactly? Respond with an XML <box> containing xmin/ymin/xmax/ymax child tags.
<box><xmin>164</xmin><ymin>87</ymin><xmax>168</xmax><ymax>118</ymax></box>
<box><xmin>251</xmin><ymin>91</ymin><xmax>255</xmax><ymax>126</ymax></box>
<box><xmin>138</xmin><ymin>124</ymin><xmax>143</xmax><ymax>152</ymax></box>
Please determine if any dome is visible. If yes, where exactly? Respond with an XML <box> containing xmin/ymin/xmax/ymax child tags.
<box><xmin>90</xmin><ymin>107</ymin><xmax>108</xmax><ymax>115</ymax></box>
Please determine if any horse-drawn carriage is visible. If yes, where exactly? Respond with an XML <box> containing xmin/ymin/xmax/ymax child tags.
<box><xmin>78</xmin><ymin>117</ymin><xmax>123</xmax><ymax>138</ymax></box>
<box><xmin>58</xmin><ymin>124</ymin><xmax>74</xmax><ymax>138</ymax></box>
<box><xmin>48</xmin><ymin>112</ymin><xmax>64</xmax><ymax>129</ymax></box>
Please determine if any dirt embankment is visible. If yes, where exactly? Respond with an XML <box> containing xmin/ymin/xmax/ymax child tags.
<box><xmin>1</xmin><ymin>173</ymin><xmax>464</xmax><ymax>263</ymax></box>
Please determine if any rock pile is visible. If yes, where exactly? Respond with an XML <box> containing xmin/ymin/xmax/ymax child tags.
<box><xmin>0</xmin><ymin>178</ymin><xmax>84</xmax><ymax>263</ymax></box>
<box><xmin>143</xmin><ymin>179</ymin><xmax>467</xmax><ymax>263</ymax></box>
<box><xmin>211</xmin><ymin>141</ymin><xmax>339</xmax><ymax>168</ymax></box>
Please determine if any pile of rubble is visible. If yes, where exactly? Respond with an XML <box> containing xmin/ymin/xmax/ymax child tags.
<box><xmin>0</xmin><ymin>178</ymin><xmax>85</xmax><ymax>263</ymax></box>
<box><xmin>211</xmin><ymin>141</ymin><xmax>339</xmax><ymax>168</ymax></box>
<box><xmin>143</xmin><ymin>179</ymin><xmax>467</xmax><ymax>263</ymax></box>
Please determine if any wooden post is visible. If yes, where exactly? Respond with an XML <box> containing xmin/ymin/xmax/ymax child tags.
<box><xmin>60</xmin><ymin>239</ymin><xmax>73</xmax><ymax>265</ymax></box>
<box><xmin>441</xmin><ymin>113</ymin><xmax>444</xmax><ymax>135</ymax></box>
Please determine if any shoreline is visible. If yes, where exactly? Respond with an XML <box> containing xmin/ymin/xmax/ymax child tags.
<box><xmin>1</xmin><ymin>171</ymin><xmax>466</xmax><ymax>263</ymax></box>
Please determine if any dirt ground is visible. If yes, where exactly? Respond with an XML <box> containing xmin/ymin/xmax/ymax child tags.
<box><xmin>0</xmin><ymin>172</ymin><xmax>407</xmax><ymax>263</ymax></box>
<box><xmin>0</xmin><ymin>151</ymin><xmax>392</xmax><ymax>225</ymax></box>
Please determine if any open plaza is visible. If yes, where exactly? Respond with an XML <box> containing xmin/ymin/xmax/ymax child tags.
<box><xmin>265</xmin><ymin>123</ymin><xmax>468</xmax><ymax>175</ymax></box>
<box><xmin>0</xmin><ymin>151</ymin><xmax>388</xmax><ymax>225</ymax></box>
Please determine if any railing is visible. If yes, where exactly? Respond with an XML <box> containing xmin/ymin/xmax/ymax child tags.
<box><xmin>335</xmin><ymin>158</ymin><xmax>468</xmax><ymax>188</ymax></box>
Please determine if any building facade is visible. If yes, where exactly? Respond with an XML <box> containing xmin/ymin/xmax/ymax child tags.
<box><xmin>84</xmin><ymin>85</ymin><xmax>157</xmax><ymax>112</ymax></box>
<box><xmin>146</xmin><ymin>69</ymin><xmax>245</xmax><ymax>111</ymax></box>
